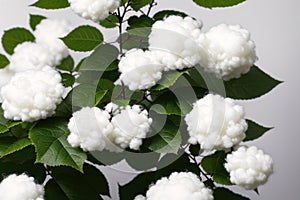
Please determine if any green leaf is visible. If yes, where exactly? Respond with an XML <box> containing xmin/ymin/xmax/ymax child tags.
<box><xmin>153</xmin><ymin>10</ymin><xmax>188</xmax><ymax>20</ymax></box>
<box><xmin>118</xmin><ymin>16</ymin><xmax>153</xmax><ymax>51</ymax></box>
<box><xmin>130</xmin><ymin>0</ymin><xmax>152</xmax><ymax>11</ymax></box>
<box><xmin>119</xmin><ymin>32</ymin><xmax>149</xmax><ymax>50</ymax></box>
<box><xmin>193</xmin><ymin>0</ymin><xmax>246</xmax><ymax>8</ymax></box>
<box><xmin>0</xmin><ymin>54</ymin><xmax>9</xmax><ymax>68</ymax></box>
<box><xmin>189</xmin><ymin>144</ymin><xmax>201</xmax><ymax>156</ymax></box>
<box><xmin>31</xmin><ymin>0</ymin><xmax>70</xmax><ymax>9</ymax></box>
<box><xmin>1</xmin><ymin>27</ymin><xmax>35</xmax><ymax>54</ymax></box>
<box><xmin>213</xmin><ymin>188</ymin><xmax>250</xmax><ymax>200</ymax></box>
<box><xmin>95</xmin><ymin>89</ymin><xmax>108</xmax><ymax>106</ymax></box>
<box><xmin>0</xmin><ymin>137</ymin><xmax>31</xmax><ymax>158</ymax></box>
<box><xmin>45</xmin><ymin>164</ymin><xmax>109</xmax><ymax>200</ymax></box>
<box><xmin>87</xmin><ymin>153</ymin><xmax>104</xmax><ymax>166</ymax></box>
<box><xmin>0</xmin><ymin>107</ymin><xmax>22</xmax><ymax>134</ymax></box>
<box><xmin>100</xmin><ymin>15</ymin><xmax>119</xmax><ymax>28</ymax></box>
<box><xmin>71</xmin><ymin>83</ymin><xmax>98</xmax><ymax>108</ymax></box>
<box><xmin>56</xmin><ymin>55</ymin><xmax>75</xmax><ymax>71</ymax></box>
<box><xmin>146</xmin><ymin>118</ymin><xmax>181</xmax><ymax>154</ymax></box>
<box><xmin>29</xmin><ymin>118</ymin><xmax>87</xmax><ymax>172</ymax></box>
<box><xmin>201</xmin><ymin>151</ymin><xmax>232</xmax><ymax>185</ymax></box>
<box><xmin>244</xmin><ymin>119</ymin><xmax>273</xmax><ymax>141</ymax></box>
<box><xmin>55</xmin><ymin>82</ymin><xmax>107</xmax><ymax>117</ymax></box>
<box><xmin>74</xmin><ymin>57</ymin><xmax>86</xmax><ymax>72</ymax></box>
<box><xmin>119</xmin><ymin>153</ymin><xmax>199</xmax><ymax>200</ymax></box>
<box><xmin>189</xmin><ymin>66</ymin><xmax>282</xmax><ymax>100</ymax></box>
<box><xmin>79</xmin><ymin>44</ymin><xmax>119</xmax><ymax>71</ymax></box>
<box><xmin>54</xmin><ymin>92</ymin><xmax>73</xmax><ymax>117</ymax></box>
<box><xmin>90</xmin><ymin>150</ymin><xmax>125</xmax><ymax>166</ymax></box>
<box><xmin>29</xmin><ymin>14</ymin><xmax>46</xmax><ymax>30</ymax></box>
<box><xmin>10</xmin><ymin>124</ymin><xmax>30</xmax><ymax>138</ymax></box>
<box><xmin>125</xmin><ymin>151</ymin><xmax>161</xmax><ymax>171</ymax></box>
<box><xmin>152</xmin><ymin>86</ymin><xmax>205</xmax><ymax>116</ymax></box>
<box><xmin>61</xmin><ymin>25</ymin><xmax>103</xmax><ymax>52</ymax></box>
<box><xmin>152</xmin><ymin>69</ymin><xmax>190</xmax><ymax>91</ymax></box>
<box><xmin>127</xmin><ymin>15</ymin><xmax>154</xmax><ymax>29</ymax></box>
<box><xmin>186</xmin><ymin>66</ymin><xmax>226</xmax><ymax>97</ymax></box>
<box><xmin>0</xmin><ymin>145</ymin><xmax>35</xmax><ymax>163</ymax></box>
<box><xmin>225</xmin><ymin>66</ymin><xmax>282</xmax><ymax>99</ymax></box>
<box><xmin>0</xmin><ymin>147</ymin><xmax>46</xmax><ymax>184</ymax></box>
<box><xmin>121</xmin><ymin>0</ymin><xmax>129</xmax><ymax>6</ymax></box>
<box><xmin>45</xmin><ymin>179</ymin><xmax>68</xmax><ymax>200</ymax></box>
<box><xmin>0</xmin><ymin>160</ymin><xmax>46</xmax><ymax>184</ymax></box>
<box><xmin>61</xmin><ymin>73</ymin><xmax>76</xmax><ymax>87</ymax></box>
<box><xmin>152</xmin><ymin>91</ymin><xmax>181</xmax><ymax>115</ymax></box>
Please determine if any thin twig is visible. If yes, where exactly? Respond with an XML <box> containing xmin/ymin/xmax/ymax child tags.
<box><xmin>146</xmin><ymin>0</ymin><xmax>157</xmax><ymax>16</ymax></box>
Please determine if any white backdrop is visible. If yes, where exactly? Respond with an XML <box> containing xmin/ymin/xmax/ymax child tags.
<box><xmin>0</xmin><ymin>0</ymin><xmax>299</xmax><ymax>199</ymax></box>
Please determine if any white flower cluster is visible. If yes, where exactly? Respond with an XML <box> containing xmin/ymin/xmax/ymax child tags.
<box><xmin>34</xmin><ymin>19</ymin><xmax>71</xmax><ymax>65</ymax></box>
<box><xmin>9</xmin><ymin>42</ymin><xmax>55</xmax><ymax>73</ymax></box>
<box><xmin>0</xmin><ymin>18</ymin><xmax>70</xmax><ymax>121</ymax></box>
<box><xmin>0</xmin><ymin>174</ymin><xmax>44</xmax><ymax>200</ymax></box>
<box><xmin>201</xmin><ymin>24</ymin><xmax>257</xmax><ymax>80</ymax></box>
<box><xmin>117</xmin><ymin>16</ymin><xmax>204</xmax><ymax>91</ymax></box>
<box><xmin>68</xmin><ymin>0</ymin><xmax>120</xmax><ymax>22</ymax></box>
<box><xmin>8</xmin><ymin>19</ymin><xmax>71</xmax><ymax>73</ymax></box>
<box><xmin>67</xmin><ymin>104</ymin><xmax>152</xmax><ymax>152</ymax></box>
<box><xmin>67</xmin><ymin>107</ymin><xmax>114</xmax><ymax>152</ymax></box>
<box><xmin>185</xmin><ymin>94</ymin><xmax>247</xmax><ymax>150</ymax></box>
<box><xmin>1</xmin><ymin>66</ymin><xmax>64</xmax><ymax>122</ymax></box>
<box><xmin>116</xmin><ymin>49</ymin><xmax>163</xmax><ymax>90</ymax></box>
<box><xmin>135</xmin><ymin>172</ymin><xmax>214</xmax><ymax>200</ymax></box>
<box><xmin>225</xmin><ymin>146</ymin><xmax>274</xmax><ymax>190</ymax></box>
<box><xmin>117</xmin><ymin>15</ymin><xmax>257</xmax><ymax>91</ymax></box>
<box><xmin>110</xmin><ymin>104</ymin><xmax>152</xmax><ymax>150</ymax></box>
<box><xmin>149</xmin><ymin>15</ymin><xmax>204</xmax><ymax>70</ymax></box>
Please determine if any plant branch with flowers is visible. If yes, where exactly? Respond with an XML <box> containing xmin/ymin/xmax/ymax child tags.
<box><xmin>0</xmin><ymin>0</ymin><xmax>280</xmax><ymax>199</ymax></box>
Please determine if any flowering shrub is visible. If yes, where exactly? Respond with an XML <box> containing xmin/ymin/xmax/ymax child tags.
<box><xmin>0</xmin><ymin>0</ymin><xmax>281</xmax><ymax>199</ymax></box>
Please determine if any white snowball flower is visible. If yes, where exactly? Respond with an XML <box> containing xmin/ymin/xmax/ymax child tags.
<box><xmin>185</xmin><ymin>94</ymin><xmax>247</xmax><ymax>150</ymax></box>
<box><xmin>34</xmin><ymin>19</ymin><xmax>71</xmax><ymax>65</ymax></box>
<box><xmin>145</xmin><ymin>172</ymin><xmax>213</xmax><ymax>200</ymax></box>
<box><xmin>116</xmin><ymin>49</ymin><xmax>163</xmax><ymax>91</ymax></box>
<box><xmin>201</xmin><ymin>24</ymin><xmax>257</xmax><ymax>80</ymax></box>
<box><xmin>68</xmin><ymin>0</ymin><xmax>120</xmax><ymax>22</ymax></box>
<box><xmin>1</xmin><ymin>66</ymin><xmax>64</xmax><ymax>122</ymax></box>
<box><xmin>0</xmin><ymin>68</ymin><xmax>14</xmax><ymax>103</ymax></box>
<box><xmin>67</xmin><ymin>107</ymin><xmax>119</xmax><ymax>152</ymax></box>
<box><xmin>0</xmin><ymin>174</ymin><xmax>44</xmax><ymax>200</ymax></box>
<box><xmin>9</xmin><ymin>42</ymin><xmax>54</xmax><ymax>73</ymax></box>
<box><xmin>225</xmin><ymin>146</ymin><xmax>273</xmax><ymax>190</ymax></box>
<box><xmin>110</xmin><ymin>105</ymin><xmax>152</xmax><ymax>150</ymax></box>
<box><xmin>149</xmin><ymin>15</ymin><xmax>206</xmax><ymax>71</ymax></box>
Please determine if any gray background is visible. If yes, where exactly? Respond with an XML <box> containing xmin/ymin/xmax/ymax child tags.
<box><xmin>0</xmin><ymin>0</ymin><xmax>299</xmax><ymax>199</ymax></box>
